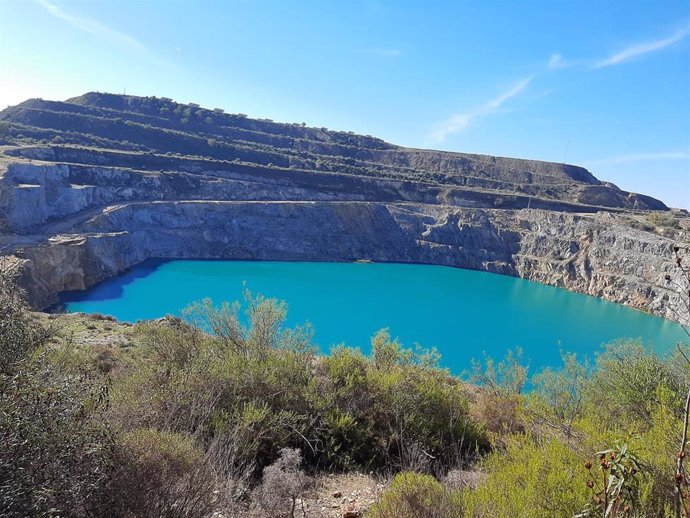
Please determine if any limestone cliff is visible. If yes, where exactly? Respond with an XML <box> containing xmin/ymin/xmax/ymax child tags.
<box><xmin>0</xmin><ymin>92</ymin><xmax>687</xmax><ymax>324</ymax></box>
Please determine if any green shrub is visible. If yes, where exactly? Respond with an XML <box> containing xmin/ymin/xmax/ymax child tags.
<box><xmin>109</xmin><ymin>300</ymin><xmax>485</xmax><ymax>478</ymax></box>
<box><xmin>647</xmin><ymin>212</ymin><xmax>680</xmax><ymax>229</ymax></box>
<box><xmin>367</xmin><ymin>472</ymin><xmax>463</xmax><ymax>518</ymax></box>
<box><xmin>583</xmin><ymin>340</ymin><xmax>680</xmax><ymax>428</ymax></box>
<box><xmin>111</xmin><ymin>295</ymin><xmax>318</xmax><ymax>475</ymax></box>
<box><xmin>316</xmin><ymin>331</ymin><xmax>486</xmax><ymax>472</ymax></box>
<box><xmin>468</xmin><ymin>349</ymin><xmax>530</xmax><ymax>439</ymax></box>
<box><xmin>575</xmin><ymin>442</ymin><xmax>647</xmax><ymax>518</ymax></box>
<box><xmin>463</xmin><ymin>435</ymin><xmax>589</xmax><ymax>518</ymax></box>
<box><xmin>525</xmin><ymin>339</ymin><xmax>686</xmax><ymax>516</ymax></box>
<box><xmin>574</xmin><ymin>389</ymin><xmax>681</xmax><ymax>516</ymax></box>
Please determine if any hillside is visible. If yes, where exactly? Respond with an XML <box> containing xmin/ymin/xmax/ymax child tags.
<box><xmin>0</xmin><ymin>92</ymin><xmax>687</xmax><ymax>322</ymax></box>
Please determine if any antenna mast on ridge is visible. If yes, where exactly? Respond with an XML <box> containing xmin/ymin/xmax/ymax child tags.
<box><xmin>563</xmin><ymin>139</ymin><xmax>570</xmax><ymax>165</ymax></box>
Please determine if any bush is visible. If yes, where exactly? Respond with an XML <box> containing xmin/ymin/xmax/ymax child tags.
<box><xmin>100</xmin><ymin>429</ymin><xmax>215</xmax><ymax>518</ymax></box>
<box><xmin>109</xmin><ymin>299</ymin><xmax>485</xmax><ymax>480</ymax></box>
<box><xmin>519</xmin><ymin>337</ymin><xmax>688</xmax><ymax>516</ymax></box>
<box><xmin>468</xmin><ymin>349</ymin><xmax>529</xmax><ymax>439</ymax></box>
<box><xmin>463</xmin><ymin>435</ymin><xmax>590</xmax><ymax>518</ymax></box>
<box><xmin>367</xmin><ymin>472</ymin><xmax>463</xmax><ymax>518</ymax></box>
<box><xmin>583</xmin><ymin>340</ymin><xmax>680</xmax><ymax>427</ymax></box>
<box><xmin>0</xmin><ymin>358</ymin><xmax>113</xmax><ymax>517</ymax></box>
<box><xmin>647</xmin><ymin>212</ymin><xmax>680</xmax><ymax>229</ymax></box>
<box><xmin>111</xmin><ymin>295</ymin><xmax>318</xmax><ymax>476</ymax></box>
<box><xmin>0</xmin><ymin>259</ymin><xmax>52</xmax><ymax>373</ymax></box>
<box><xmin>252</xmin><ymin>448</ymin><xmax>310</xmax><ymax>517</ymax></box>
<box><xmin>531</xmin><ymin>351</ymin><xmax>590</xmax><ymax>437</ymax></box>
<box><xmin>316</xmin><ymin>331</ymin><xmax>487</xmax><ymax>472</ymax></box>
<box><xmin>575</xmin><ymin>442</ymin><xmax>647</xmax><ymax>518</ymax></box>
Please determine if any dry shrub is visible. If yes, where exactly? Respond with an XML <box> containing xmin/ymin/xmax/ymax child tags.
<box><xmin>0</xmin><ymin>362</ymin><xmax>113</xmax><ymax>518</ymax></box>
<box><xmin>102</xmin><ymin>429</ymin><xmax>215</xmax><ymax>518</ymax></box>
<box><xmin>0</xmin><ymin>258</ymin><xmax>54</xmax><ymax>374</ymax></box>
<box><xmin>89</xmin><ymin>313</ymin><xmax>116</xmax><ymax>322</ymax></box>
<box><xmin>205</xmin><ymin>425</ymin><xmax>258</xmax><ymax>502</ymax></box>
<box><xmin>252</xmin><ymin>448</ymin><xmax>310</xmax><ymax>518</ymax></box>
<box><xmin>471</xmin><ymin>391</ymin><xmax>524</xmax><ymax>439</ymax></box>
<box><xmin>92</xmin><ymin>344</ymin><xmax>119</xmax><ymax>374</ymax></box>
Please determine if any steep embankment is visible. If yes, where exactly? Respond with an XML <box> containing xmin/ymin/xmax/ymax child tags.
<box><xmin>0</xmin><ymin>92</ymin><xmax>686</xmax><ymax>323</ymax></box>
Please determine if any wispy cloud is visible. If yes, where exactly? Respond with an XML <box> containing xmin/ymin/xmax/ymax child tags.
<box><xmin>548</xmin><ymin>53</ymin><xmax>565</xmax><ymax>69</ymax></box>
<box><xmin>36</xmin><ymin>0</ymin><xmax>174</xmax><ymax>69</ymax></box>
<box><xmin>547</xmin><ymin>53</ymin><xmax>581</xmax><ymax>70</ymax></box>
<box><xmin>594</xmin><ymin>24</ymin><xmax>690</xmax><ymax>68</ymax></box>
<box><xmin>584</xmin><ymin>151</ymin><xmax>689</xmax><ymax>166</ymax></box>
<box><xmin>429</xmin><ymin>76</ymin><xmax>533</xmax><ymax>143</ymax></box>
<box><xmin>37</xmin><ymin>0</ymin><xmax>146</xmax><ymax>51</ymax></box>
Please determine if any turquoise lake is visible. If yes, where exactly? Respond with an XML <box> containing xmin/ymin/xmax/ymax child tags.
<box><xmin>62</xmin><ymin>260</ymin><xmax>688</xmax><ymax>373</ymax></box>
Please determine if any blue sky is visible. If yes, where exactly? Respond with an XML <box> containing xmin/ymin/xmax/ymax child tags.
<box><xmin>1</xmin><ymin>1</ymin><xmax>688</xmax><ymax>208</ymax></box>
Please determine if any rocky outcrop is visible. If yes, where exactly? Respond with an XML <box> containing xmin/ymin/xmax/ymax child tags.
<box><xmin>0</xmin><ymin>92</ymin><xmax>686</xmax><ymax>325</ymax></box>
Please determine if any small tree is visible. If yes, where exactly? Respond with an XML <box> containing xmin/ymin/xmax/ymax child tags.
<box><xmin>469</xmin><ymin>349</ymin><xmax>529</xmax><ymax>437</ymax></box>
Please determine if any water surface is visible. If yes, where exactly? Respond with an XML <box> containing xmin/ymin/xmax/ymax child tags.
<box><xmin>62</xmin><ymin>260</ymin><xmax>688</xmax><ymax>373</ymax></box>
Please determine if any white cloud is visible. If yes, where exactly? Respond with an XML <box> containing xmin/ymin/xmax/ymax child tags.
<box><xmin>429</xmin><ymin>76</ymin><xmax>533</xmax><ymax>143</ymax></box>
<box><xmin>35</xmin><ymin>0</ymin><xmax>174</xmax><ymax>70</ymax></box>
<box><xmin>483</xmin><ymin>77</ymin><xmax>533</xmax><ymax>110</ymax></box>
<box><xmin>594</xmin><ymin>24</ymin><xmax>690</xmax><ymax>68</ymax></box>
<box><xmin>37</xmin><ymin>0</ymin><xmax>146</xmax><ymax>51</ymax></box>
<box><xmin>584</xmin><ymin>151</ymin><xmax>689</xmax><ymax>166</ymax></box>
<box><xmin>548</xmin><ymin>53</ymin><xmax>564</xmax><ymax>69</ymax></box>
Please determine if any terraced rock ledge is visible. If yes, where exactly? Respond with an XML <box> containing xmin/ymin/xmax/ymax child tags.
<box><xmin>0</xmin><ymin>92</ymin><xmax>687</xmax><ymax>324</ymax></box>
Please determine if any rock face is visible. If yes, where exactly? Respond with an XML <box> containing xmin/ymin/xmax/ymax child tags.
<box><xmin>0</xmin><ymin>92</ymin><xmax>686</xmax><ymax>324</ymax></box>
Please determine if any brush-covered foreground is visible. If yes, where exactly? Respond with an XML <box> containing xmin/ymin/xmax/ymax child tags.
<box><xmin>1</xmin><ymin>272</ymin><xmax>689</xmax><ymax>517</ymax></box>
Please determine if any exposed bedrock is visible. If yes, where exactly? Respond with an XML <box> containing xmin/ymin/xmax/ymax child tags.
<box><xmin>0</xmin><ymin>161</ymin><xmax>650</xmax><ymax>235</ymax></box>
<box><xmin>9</xmin><ymin>201</ymin><xmax>685</xmax><ymax>325</ymax></box>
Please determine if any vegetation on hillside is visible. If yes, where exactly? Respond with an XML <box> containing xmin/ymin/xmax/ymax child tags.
<box><xmin>0</xmin><ymin>249</ymin><xmax>689</xmax><ymax>516</ymax></box>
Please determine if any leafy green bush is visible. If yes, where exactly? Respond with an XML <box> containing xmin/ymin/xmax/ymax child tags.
<box><xmin>367</xmin><ymin>472</ymin><xmax>463</xmax><ymax>518</ymax></box>
<box><xmin>463</xmin><ymin>435</ymin><xmax>590</xmax><ymax>518</ymax></box>
<box><xmin>583</xmin><ymin>340</ymin><xmax>681</xmax><ymax>428</ymax></box>
<box><xmin>575</xmin><ymin>443</ymin><xmax>646</xmax><ymax>518</ymax></box>
<box><xmin>526</xmin><ymin>339</ymin><xmax>687</xmax><ymax>516</ymax></box>
<box><xmin>570</xmin><ymin>342</ymin><xmax>685</xmax><ymax>516</ymax></box>
<box><xmin>317</xmin><ymin>330</ymin><xmax>486</xmax><ymax>472</ymax></box>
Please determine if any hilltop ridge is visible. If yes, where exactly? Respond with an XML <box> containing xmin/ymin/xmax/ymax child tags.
<box><xmin>0</xmin><ymin>91</ymin><xmax>667</xmax><ymax>216</ymax></box>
